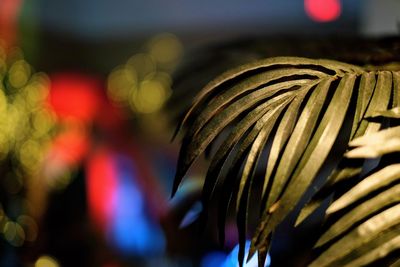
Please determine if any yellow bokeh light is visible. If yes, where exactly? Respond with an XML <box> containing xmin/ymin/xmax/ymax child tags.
<box><xmin>8</xmin><ymin>60</ymin><xmax>31</xmax><ymax>89</ymax></box>
<box><xmin>19</xmin><ymin>140</ymin><xmax>42</xmax><ymax>172</ymax></box>
<box><xmin>3</xmin><ymin>221</ymin><xmax>16</xmax><ymax>241</ymax></box>
<box><xmin>106</xmin><ymin>34</ymin><xmax>181</xmax><ymax>116</ymax></box>
<box><xmin>35</xmin><ymin>256</ymin><xmax>60</xmax><ymax>267</ymax></box>
<box><xmin>26</xmin><ymin>74</ymin><xmax>50</xmax><ymax>103</ymax></box>
<box><xmin>131</xmin><ymin>79</ymin><xmax>170</xmax><ymax>114</ymax></box>
<box><xmin>107</xmin><ymin>66</ymin><xmax>137</xmax><ymax>104</ymax></box>
<box><xmin>32</xmin><ymin>109</ymin><xmax>55</xmax><ymax>137</ymax></box>
<box><xmin>0</xmin><ymin>44</ymin><xmax>56</xmax><ymax>248</ymax></box>
<box><xmin>2</xmin><ymin>221</ymin><xmax>25</xmax><ymax>246</ymax></box>
<box><xmin>127</xmin><ymin>53</ymin><xmax>156</xmax><ymax>79</ymax></box>
<box><xmin>148</xmin><ymin>33</ymin><xmax>183</xmax><ymax>66</ymax></box>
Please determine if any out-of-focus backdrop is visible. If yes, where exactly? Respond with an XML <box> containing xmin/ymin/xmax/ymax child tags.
<box><xmin>0</xmin><ymin>1</ymin><xmax>399</xmax><ymax>266</ymax></box>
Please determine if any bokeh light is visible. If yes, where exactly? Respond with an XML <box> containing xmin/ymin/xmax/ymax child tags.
<box><xmin>107</xmin><ymin>33</ymin><xmax>181</xmax><ymax>115</ymax></box>
<box><xmin>35</xmin><ymin>255</ymin><xmax>60</xmax><ymax>267</ymax></box>
<box><xmin>0</xmin><ymin>44</ymin><xmax>55</xmax><ymax>247</ymax></box>
<box><xmin>305</xmin><ymin>0</ymin><xmax>341</xmax><ymax>22</ymax></box>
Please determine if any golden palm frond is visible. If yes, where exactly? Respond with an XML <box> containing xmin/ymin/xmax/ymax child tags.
<box><xmin>173</xmin><ymin>56</ymin><xmax>400</xmax><ymax>266</ymax></box>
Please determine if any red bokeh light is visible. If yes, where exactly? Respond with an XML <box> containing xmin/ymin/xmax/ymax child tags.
<box><xmin>305</xmin><ymin>0</ymin><xmax>341</xmax><ymax>22</ymax></box>
<box><xmin>86</xmin><ymin>148</ymin><xmax>118</xmax><ymax>230</ymax></box>
<box><xmin>48</xmin><ymin>73</ymin><xmax>103</xmax><ymax>123</ymax></box>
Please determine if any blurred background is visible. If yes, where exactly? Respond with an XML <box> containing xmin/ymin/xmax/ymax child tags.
<box><xmin>0</xmin><ymin>0</ymin><xmax>399</xmax><ymax>266</ymax></box>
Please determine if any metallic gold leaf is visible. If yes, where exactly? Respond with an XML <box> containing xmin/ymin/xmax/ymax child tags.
<box><xmin>175</xmin><ymin>57</ymin><xmax>362</xmax><ymax>140</ymax></box>
<box><xmin>329</xmin><ymin>224</ymin><xmax>400</xmax><ymax>266</ymax></box>
<box><xmin>316</xmin><ymin>184</ymin><xmax>400</xmax><ymax>247</ymax></box>
<box><xmin>342</xmin><ymin>234</ymin><xmax>400</xmax><ymax>267</ymax></box>
<box><xmin>350</xmin><ymin>72</ymin><xmax>376</xmax><ymax>138</ymax></box>
<box><xmin>295</xmin><ymin>166</ymin><xmax>362</xmax><ymax>226</ymax></box>
<box><xmin>261</xmin><ymin>89</ymin><xmax>309</xmax><ymax>199</ymax></box>
<box><xmin>354</xmin><ymin>71</ymin><xmax>392</xmax><ymax>138</ymax></box>
<box><xmin>309</xmin><ymin>204</ymin><xmax>400</xmax><ymax>267</ymax></box>
<box><xmin>263</xmin><ymin>77</ymin><xmax>333</xmax><ymax>211</ymax></box>
<box><xmin>368</xmin><ymin>107</ymin><xmax>400</xmax><ymax>119</ymax></box>
<box><xmin>327</xmin><ymin>164</ymin><xmax>400</xmax><ymax>214</ymax></box>
<box><xmin>252</xmin><ymin>73</ymin><xmax>357</xmax><ymax>254</ymax></box>
<box><xmin>173</xmin><ymin>57</ymin><xmax>399</xmax><ymax>267</ymax></box>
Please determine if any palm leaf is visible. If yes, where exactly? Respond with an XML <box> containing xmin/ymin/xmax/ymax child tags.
<box><xmin>307</xmin><ymin>126</ymin><xmax>400</xmax><ymax>266</ymax></box>
<box><xmin>251</xmin><ymin>73</ymin><xmax>357</xmax><ymax>257</ymax></box>
<box><xmin>173</xmin><ymin>56</ymin><xmax>399</xmax><ymax>266</ymax></box>
<box><xmin>309</xmin><ymin>209</ymin><xmax>400</xmax><ymax>267</ymax></box>
<box><xmin>294</xmin><ymin>70</ymin><xmax>392</xmax><ymax>226</ymax></box>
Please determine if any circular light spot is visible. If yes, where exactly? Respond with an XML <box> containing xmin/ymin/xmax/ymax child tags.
<box><xmin>127</xmin><ymin>54</ymin><xmax>155</xmax><ymax>79</ymax></box>
<box><xmin>132</xmin><ymin>79</ymin><xmax>170</xmax><ymax>113</ymax></box>
<box><xmin>8</xmin><ymin>60</ymin><xmax>31</xmax><ymax>88</ymax></box>
<box><xmin>19</xmin><ymin>140</ymin><xmax>42</xmax><ymax>172</ymax></box>
<box><xmin>305</xmin><ymin>0</ymin><xmax>341</xmax><ymax>23</ymax></box>
<box><xmin>32</xmin><ymin>109</ymin><xmax>55</xmax><ymax>136</ymax></box>
<box><xmin>107</xmin><ymin>66</ymin><xmax>137</xmax><ymax>104</ymax></box>
<box><xmin>148</xmin><ymin>33</ymin><xmax>183</xmax><ymax>66</ymax></box>
<box><xmin>3</xmin><ymin>221</ymin><xmax>25</xmax><ymax>246</ymax></box>
<box><xmin>35</xmin><ymin>255</ymin><xmax>60</xmax><ymax>267</ymax></box>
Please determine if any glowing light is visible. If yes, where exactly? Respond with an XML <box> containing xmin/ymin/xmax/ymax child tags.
<box><xmin>35</xmin><ymin>256</ymin><xmax>60</xmax><ymax>267</ymax></box>
<box><xmin>3</xmin><ymin>221</ymin><xmax>25</xmax><ymax>247</ymax></box>
<box><xmin>106</xmin><ymin>34</ymin><xmax>181</xmax><ymax>116</ymax></box>
<box><xmin>304</xmin><ymin>0</ymin><xmax>341</xmax><ymax>23</ymax></box>
<box><xmin>8</xmin><ymin>60</ymin><xmax>31</xmax><ymax>88</ymax></box>
<box><xmin>107</xmin><ymin>66</ymin><xmax>137</xmax><ymax>104</ymax></box>
<box><xmin>127</xmin><ymin>54</ymin><xmax>155</xmax><ymax>79</ymax></box>
<box><xmin>108</xmin><ymin>155</ymin><xmax>165</xmax><ymax>255</ymax></box>
<box><xmin>86</xmin><ymin>148</ymin><xmax>118</xmax><ymax>230</ymax></box>
<box><xmin>148</xmin><ymin>33</ymin><xmax>183</xmax><ymax>66</ymax></box>
<box><xmin>32</xmin><ymin>109</ymin><xmax>56</xmax><ymax>136</ymax></box>
<box><xmin>47</xmin><ymin>128</ymin><xmax>89</xmax><ymax>167</ymax></box>
<box><xmin>48</xmin><ymin>73</ymin><xmax>102</xmax><ymax>122</ymax></box>
<box><xmin>0</xmin><ymin>44</ymin><xmax>55</xmax><ymax>249</ymax></box>
<box><xmin>86</xmin><ymin>150</ymin><xmax>166</xmax><ymax>255</ymax></box>
<box><xmin>131</xmin><ymin>79</ymin><xmax>170</xmax><ymax>114</ymax></box>
<box><xmin>19</xmin><ymin>140</ymin><xmax>42</xmax><ymax>172</ymax></box>
<box><xmin>24</xmin><ymin>78</ymin><xmax>50</xmax><ymax>106</ymax></box>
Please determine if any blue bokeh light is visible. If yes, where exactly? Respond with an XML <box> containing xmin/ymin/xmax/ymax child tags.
<box><xmin>109</xmin><ymin>155</ymin><xmax>166</xmax><ymax>256</ymax></box>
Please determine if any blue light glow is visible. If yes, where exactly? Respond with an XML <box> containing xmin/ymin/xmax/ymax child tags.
<box><xmin>109</xmin><ymin>155</ymin><xmax>165</xmax><ymax>256</ymax></box>
<box><xmin>202</xmin><ymin>241</ymin><xmax>271</xmax><ymax>267</ymax></box>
